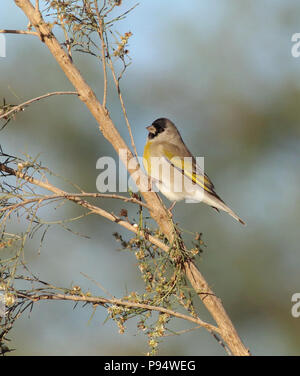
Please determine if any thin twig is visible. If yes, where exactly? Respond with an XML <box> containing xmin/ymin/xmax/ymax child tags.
<box><xmin>0</xmin><ymin>91</ymin><xmax>78</xmax><ymax>120</ymax></box>
<box><xmin>58</xmin><ymin>13</ymin><xmax>72</xmax><ymax>59</ymax></box>
<box><xmin>80</xmin><ymin>272</ymin><xmax>115</xmax><ymax>299</ymax></box>
<box><xmin>0</xmin><ymin>29</ymin><xmax>38</xmax><ymax>36</ymax></box>
<box><xmin>107</xmin><ymin>57</ymin><xmax>138</xmax><ymax>159</ymax></box>
<box><xmin>94</xmin><ymin>0</ymin><xmax>107</xmax><ymax>109</ymax></box>
<box><xmin>15</xmin><ymin>291</ymin><xmax>221</xmax><ymax>334</ymax></box>
<box><xmin>162</xmin><ymin>325</ymin><xmax>232</xmax><ymax>356</ymax></box>
<box><xmin>0</xmin><ymin>192</ymin><xmax>150</xmax><ymax>213</ymax></box>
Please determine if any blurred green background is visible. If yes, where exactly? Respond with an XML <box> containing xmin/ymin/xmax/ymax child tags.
<box><xmin>1</xmin><ymin>0</ymin><xmax>300</xmax><ymax>355</ymax></box>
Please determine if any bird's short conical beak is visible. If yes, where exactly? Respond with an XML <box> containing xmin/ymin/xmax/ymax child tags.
<box><xmin>146</xmin><ymin>125</ymin><xmax>155</xmax><ymax>133</ymax></box>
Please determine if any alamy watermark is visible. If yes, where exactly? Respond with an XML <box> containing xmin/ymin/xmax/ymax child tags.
<box><xmin>96</xmin><ymin>150</ymin><xmax>205</xmax><ymax>203</ymax></box>
<box><xmin>0</xmin><ymin>34</ymin><xmax>6</xmax><ymax>58</ymax></box>
<box><xmin>291</xmin><ymin>293</ymin><xmax>300</xmax><ymax>318</ymax></box>
<box><xmin>291</xmin><ymin>33</ymin><xmax>300</xmax><ymax>58</ymax></box>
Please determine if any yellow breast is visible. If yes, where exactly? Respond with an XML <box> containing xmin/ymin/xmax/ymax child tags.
<box><xmin>143</xmin><ymin>141</ymin><xmax>152</xmax><ymax>174</ymax></box>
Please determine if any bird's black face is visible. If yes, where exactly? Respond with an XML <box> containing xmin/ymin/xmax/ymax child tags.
<box><xmin>146</xmin><ymin>118</ymin><xmax>167</xmax><ymax>140</ymax></box>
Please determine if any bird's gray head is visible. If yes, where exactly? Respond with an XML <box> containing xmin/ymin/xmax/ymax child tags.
<box><xmin>146</xmin><ymin>118</ymin><xmax>182</xmax><ymax>143</ymax></box>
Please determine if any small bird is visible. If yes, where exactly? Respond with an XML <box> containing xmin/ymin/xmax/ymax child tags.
<box><xmin>143</xmin><ymin>118</ymin><xmax>245</xmax><ymax>225</ymax></box>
